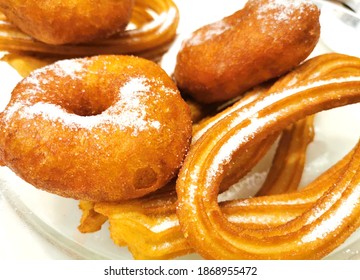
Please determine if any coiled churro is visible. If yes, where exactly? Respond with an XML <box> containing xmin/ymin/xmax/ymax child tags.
<box><xmin>0</xmin><ymin>0</ymin><xmax>179</xmax><ymax>60</ymax></box>
<box><xmin>176</xmin><ymin>54</ymin><xmax>360</xmax><ymax>259</ymax></box>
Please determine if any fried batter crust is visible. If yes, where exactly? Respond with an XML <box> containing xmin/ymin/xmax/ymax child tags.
<box><xmin>174</xmin><ymin>0</ymin><xmax>320</xmax><ymax>103</ymax></box>
<box><xmin>0</xmin><ymin>55</ymin><xmax>192</xmax><ymax>202</ymax></box>
<box><xmin>0</xmin><ymin>0</ymin><xmax>134</xmax><ymax>44</ymax></box>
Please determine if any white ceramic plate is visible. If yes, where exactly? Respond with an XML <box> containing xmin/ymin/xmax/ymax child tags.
<box><xmin>0</xmin><ymin>0</ymin><xmax>360</xmax><ymax>260</ymax></box>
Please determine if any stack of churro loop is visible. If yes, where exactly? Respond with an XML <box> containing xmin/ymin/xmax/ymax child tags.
<box><xmin>86</xmin><ymin>53</ymin><xmax>360</xmax><ymax>259</ymax></box>
<box><xmin>0</xmin><ymin>0</ymin><xmax>179</xmax><ymax>60</ymax></box>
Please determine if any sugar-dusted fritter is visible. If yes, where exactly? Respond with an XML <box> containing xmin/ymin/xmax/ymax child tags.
<box><xmin>0</xmin><ymin>55</ymin><xmax>192</xmax><ymax>202</ymax></box>
<box><xmin>174</xmin><ymin>0</ymin><xmax>320</xmax><ymax>103</ymax></box>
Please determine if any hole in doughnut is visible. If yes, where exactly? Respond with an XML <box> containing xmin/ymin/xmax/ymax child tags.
<box><xmin>133</xmin><ymin>167</ymin><xmax>158</xmax><ymax>189</ymax></box>
<box><xmin>64</xmin><ymin>101</ymin><xmax>109</xmax><ymax>117</ymax></box>
<box><xmin>58</xmin><ymin>86</ymin><xmax>117</xmax><ymax>117</ymax></box>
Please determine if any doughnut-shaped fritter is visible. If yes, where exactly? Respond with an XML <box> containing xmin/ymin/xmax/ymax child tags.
<box><xmin>0</xmin><ymin>55</ymin><xmax>192</xmax><ymax>202</ymax></box>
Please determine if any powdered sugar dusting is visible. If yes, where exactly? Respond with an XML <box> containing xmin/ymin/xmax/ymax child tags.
<box><xmin>150</xmin><ymin>217</ymin><xmax>179</xmax><ymax>233</ymax></box>
<box><xmin>301</xmin><ymin>182</ymin><xmax>360</xmax><ymax>243</ymax></box>
<box><xmin>121</xmin><ymin>76</ymin><xmax>150</xmax><ymax>96</ymax></box>
<box><xmin>192</xmin><ymin>93</ymin><xmax>259</xmax><ymax>144</ymax></box>
<box><xmin>256</xmin><ymin>0</ymin><xmax>315</xmax><ymax>32</ymax></box>
<box><xmin>203</xmin><ymin>76</ymin><xmax>360</xmax><ymax>189</ymax></box>
<box><xmin>21</xmin><ymin>69</ymin><xmax>51</xmax><ymax>97</ymax></box>
<box><xmin>4</xmin><ymin>76</ymin><xmax>164</xmax><ymax>136</ymax></box>
<box><xmin>257</xmin><ymin>0</ymin><xmax>313</xmax><ymax>20</ymax></box>
<box><xmin>114</xmin><ymin>76</ymin><xmax>162</xmax><ymax>135</ymax></box>
<box><xmin>185</xmin><ymin>20</ymin><xmax>231</xmax><ymax>46</ymax></box>
<box><xmin>19</xmin><ymin>58</ymin><xmax>87</xmax><ymax>99</ymax></box>
<box><xmin>52</xmin><ymin>59</ymin><xmax>86</xmax><ymax>78</ymax></box>
<box><xmin>227</xmin><ymin>212</ymin><xmax>290</xmax><ymax>225</ymax></box>
<box><xmin>205</xmin><ymin>115</ymin><xmax>272</xmax><ymax>188</ymax></box>
<box><xmin>218</xmin><ymin>171</ymin><xmax>268</xmax><ymax>202</ymax></box>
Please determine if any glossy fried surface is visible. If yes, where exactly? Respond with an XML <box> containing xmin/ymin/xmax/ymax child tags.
<box><xmin>176</xmin><ymin>54</ymin><xmax>360</xmax><ymax>259</ymax></box>
<box><xmin>0</xmin><ymin>0</ymin><xmax>134</xmax><ymax>45</ymax></box>
<box><xmin>174</xmin><ymin>0</ymin><xmax>320</xmax><ymax>103</ymax></box>
<box><xmin>0</xmin><ymin>55</ymin><xmax>192</xmax><ymax>202</ymax></box>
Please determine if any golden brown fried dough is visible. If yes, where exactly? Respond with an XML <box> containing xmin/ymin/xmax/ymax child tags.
<box><xmin>176</xmin><ymin>54</ymin><xmax>360</xmax><ymax>259</ymax></box>
<box><xmin>0</xmin><ymin>55</ymin><xmax>192</xmax><ymax>202</ymax></box>
<box><xmin>78</xmin><ymin>201</ymin><xmax>107</xmax><ymax>233</ymax></box>
<box><xmin>256</xmin><ymin>115</ymin><xmax>315</xmax><ymax>196</ymax></box>
<box><xmin>0</xmin><ymin>0</ymin><xmax>134</xmax><ymax>44</ymax></box>
<box><xmin>174</xmin><ymin>0</ymin><xmax>320</xmax><ymax>103</ymax></box>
